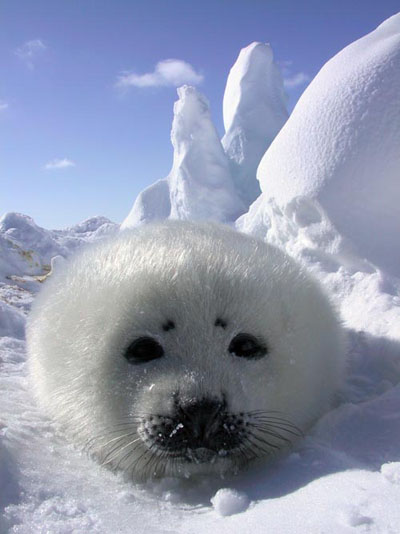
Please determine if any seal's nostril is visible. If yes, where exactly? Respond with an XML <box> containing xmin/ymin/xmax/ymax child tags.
<box><xmin>177</xmin><ymin>397</ymin><xmax>225</xmax><ymax>443</ymax></box>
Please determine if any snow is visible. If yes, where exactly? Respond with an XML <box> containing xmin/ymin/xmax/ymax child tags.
<box><xmin>210</xmin><ymin>488</ymin><xmax>250</xmax><ymax>516</ymax></box>
<box><xmin>122</xmin><ymin>45</ymin><xmax>287</xmax><ymax>228</ymax></box>
<box><xmin>121</xmin><ymin>178</ymin><xmax>171</xmax><ymax>228</ymax></box>
<box><xmin>240</xmin><ymin>13</ymin><xmax>400</xmax><ymax>278</ymax></box>
<box><xmin>381</xmin><ymin>462</ymin><xmax>400</xmax><ymax>484</ymax></box>
<box><xmin>0</xmin><ymin>301</ymin><xmax>25</xmax><ymax>339</ymax></box>
<box><xmin>221</xmin><ymin>42</ymin><xmax>288</xmax><ymax>207</ymax></box>
<box><xmin>0</xmin><ymin>212</ymin><xmax>118</xmax><ymax>282</ymax></box>
<box><xmin>2</xmin><ymin>12</ymin><xmax>400</xmax><ymax>534</ymax></box>
<box><xmin>122</xmin><ymin>86</ymin><xmax>244</xmax><ymax>228</ymax></box>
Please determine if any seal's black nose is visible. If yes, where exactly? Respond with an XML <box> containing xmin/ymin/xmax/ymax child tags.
<box><xmin>143</xmin><ymin>395</ymin><xmax>245</xmax><ymax>461</ymax></box>
<box><xmin>178</xmin><ymin>397</ymin><xmax>224</xmax><ymax>442</ymax></box>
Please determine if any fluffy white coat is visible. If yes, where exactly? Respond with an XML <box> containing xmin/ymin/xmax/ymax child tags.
<box><xmin>27</xmin><ymin>221</ymin><xmax>344</xmax><ymax>479</ymax></box>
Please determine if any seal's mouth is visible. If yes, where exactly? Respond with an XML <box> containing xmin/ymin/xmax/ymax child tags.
<box><xmin>186</xmin><ymin>447</ymin><xmax>217</xmax><ymax>463</ymax></box>
<box><xmin>176</xmin><ymin>445</ymin><xmax>235</xmax><ymax>464</ymax></box>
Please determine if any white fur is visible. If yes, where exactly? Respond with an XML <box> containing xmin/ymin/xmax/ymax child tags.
<box><xmin>27</xmin><ymin>221</ymin><xmax>345</xmax><ymax>479</ymax></box>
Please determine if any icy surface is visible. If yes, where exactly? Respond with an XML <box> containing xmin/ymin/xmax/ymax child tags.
<box><xmin>240</xmin><ymin>13</ymin><xmax>400</xmax><ymax>277</ymax></box>
<box><xmin>122</xmin><ymin>86</ymin><xmax>244</xmax><ymax>228</ymax></box>
<box><xmin>2</xmin><ymin>13</ymin><xmax>400</xmax><ymax>534</ymax></box>
<box><xmin>221</xmin><ymin>42</ymin><xmax>288</xmax><ymax>207</ymax></box>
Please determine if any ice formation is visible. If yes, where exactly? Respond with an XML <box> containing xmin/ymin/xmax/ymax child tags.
<box><xmin>239</xmin><ymin>13</ymin><xmax>400</xmax><ymax>277</ymax></box>
<box><xmin>122</xmin><ymin>44</ymin><xmax>288</xmax><ymax>228</ymax></box>
<box><xmin>121</xmin><ymin>86</ymin><xmax>244</xmax><ymax>228</ymax></box>
<box><xmin>221</xmin><ymin>42</ymin><xmax>288</xmax><ymax>207</ymax></box>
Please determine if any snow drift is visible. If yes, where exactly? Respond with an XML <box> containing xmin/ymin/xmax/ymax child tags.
<box><xmin>239</xmin><ymin>13</ymin><xmax>400</xmax><ymax>278</ymax></box>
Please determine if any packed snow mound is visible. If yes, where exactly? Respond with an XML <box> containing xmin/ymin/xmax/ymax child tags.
<box><xmin>222</xmin><ymin>42</ymin><xmax>288</xmax><ymax>207</ymax></box>
<box><xmin>0</xmin><ymin>212</ymin><xmax>118</xmax><ymax>281</ymax></box>
<box><xmin>0</xmin><ymin>300</ymin><xmax>26</xmax><ymax>339</ymax></box>
<box><xmin>211</xmin><ymin>488</ymin><xmax>250</xmax><ymax>516</ymax></box>
<box><xmin>121</xmin><ymin>179</ymin><xmax>171</xmax><ymax>227</ymax></box>
<box><xmin>122</xmin><ymin>86</ymin><xmax>244</xmax><ymax>228</ymax></box>
<box><xmin>242</xmin><ymin>13</ymin><xmax>400</xmax><ymax>277</ymax></box>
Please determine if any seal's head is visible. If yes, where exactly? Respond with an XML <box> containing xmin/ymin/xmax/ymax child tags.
<box><xmin>27</xmin><ymin>221</ymin><xmax>344</xmax><ymax>480</ymax></box>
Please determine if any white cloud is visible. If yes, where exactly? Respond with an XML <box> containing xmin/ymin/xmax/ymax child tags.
<box><xmin>116</xmin><ymin>59</ymin><xmax>203</xmax><ymax>89</ymax></box>
<box><xmin>44</xmin><ymin>158</ymin><xmax>76</xmax><ymax>170</ymax></box>
<box><xmin>15</xmin><ymin>39</ymin><xmax>46</xmax><ymax>69</ymax></box>
<box><xmin>0</xmin><ymin>101</ymin><xmax>8</xmax><ymax>111</ymax></box>
<box><xmin>283</xmin><ymin>72</ymin><xmax>310</xmax><ymax>89</ymax></box>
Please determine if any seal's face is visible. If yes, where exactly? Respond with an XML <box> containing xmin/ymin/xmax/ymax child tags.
<box><xmin>117</xmin><ymin>315</ymin><xmax>291</xmax><ymax>478</ymax></box>
<box><xmin>28</xmin><ymin>222</ymin><xmax>344</xmax><ymax>480</ymax></box>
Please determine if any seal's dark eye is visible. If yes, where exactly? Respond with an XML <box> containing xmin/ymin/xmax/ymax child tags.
<box><xmin>124</xmin><ymin>337</ymin><xmax>164</xmax><ymax>364</ymax></box>
<box><xmin>228</xmin><ymin>333</ymin><xmax>268</xmax><ymax>360</ymax></box>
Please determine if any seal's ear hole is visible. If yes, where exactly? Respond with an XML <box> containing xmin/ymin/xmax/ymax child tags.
<box><xmin>215</xmin><ymin>318</ymin><xmax>227</xmax><ymax>329</ymax></box>
<box><xmin>124</xmin><ymin>337</ymin><xmax>164</xmax><ymax>364</ymax></box>
<box><xmin>228</xmin><ymin>333</ymin><xmax>268</xmax><ymax>360</ymax></box>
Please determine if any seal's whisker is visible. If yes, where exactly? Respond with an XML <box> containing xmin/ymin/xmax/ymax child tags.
<box><xmin>141</xmin><ymin>443</ymin><xmax>162</xmax><ymax>476</ymax></box>
<box><xmin>250</xmin><ymin>416</ymin><xmax>300</xmax><ymax>428</ymax></box>
<box><xmin>248</xmin><ymin>409</ymin><xmax>289</xmax><ymax>416</ymax></box>
<box><xmin>129</xmin><ymin>442</ymin><xmax>158</xmax><ymax>481</ymax></box>
<box><xmin>237</xmin><ymin>442</ymin><xmax>257</xmax><ymax>464</ymax></box>
<box><xmin>83</xmin><ymin>425</ymin><xmax>138</xmax><ymax>453</ymax></box>
<box><xmin>114</xmin><ymin>439</ymin><xmax>146</xmax><ymax>472</ymax></box>
<box><xmin>101</xmin><ymin>437</ymin><xmax>142</xmax><ymax>468</ymax></box>
<box><xmin>99</xmin><ymin>431</ymin><xmax>138</xmax><ymax>451</ymax></box>
<box><xmin>250</xmin><ymin>417</ymin><xmax>303</xmax><ymax>434</ymax></box>
<box><xmin>147</xmin><ymin>449</ymin><xmax>164</xmax><ymax>479</ymax></box>
<box><xmin>250</xmin><ymin>422</ymin><xmax>300</xmax><ymax>441</ymax></box>
<box><xmin>256</xmin><ymin>422</ymin><xmax>304</xmax><ymax>438</ymax></box>
<box><xmin>245</xmin><ymin>432</ymin><xmax>281</xmax><ymax>455</ymax></box>
<box><xmin>99</xmin><ymin>435</ymin><xmax>141</xmax><ymax>466</ymax></box>
<box><xmin>239</xmin><ymin>440</ymin><xmax>264</xmax><ymax>462</ymax></box>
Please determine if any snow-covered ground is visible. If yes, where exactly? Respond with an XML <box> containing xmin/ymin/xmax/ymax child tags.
<box><xmin>2</xmin><ymin>13</ymin><xmax>400</xmax><ymax>534</ymax></box>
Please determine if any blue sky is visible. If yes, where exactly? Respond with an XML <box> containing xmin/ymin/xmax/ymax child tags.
<box><xmin>1</xmin><ymin>0</ymin><xmax>399</xmax><ymax>229</ymax></box>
